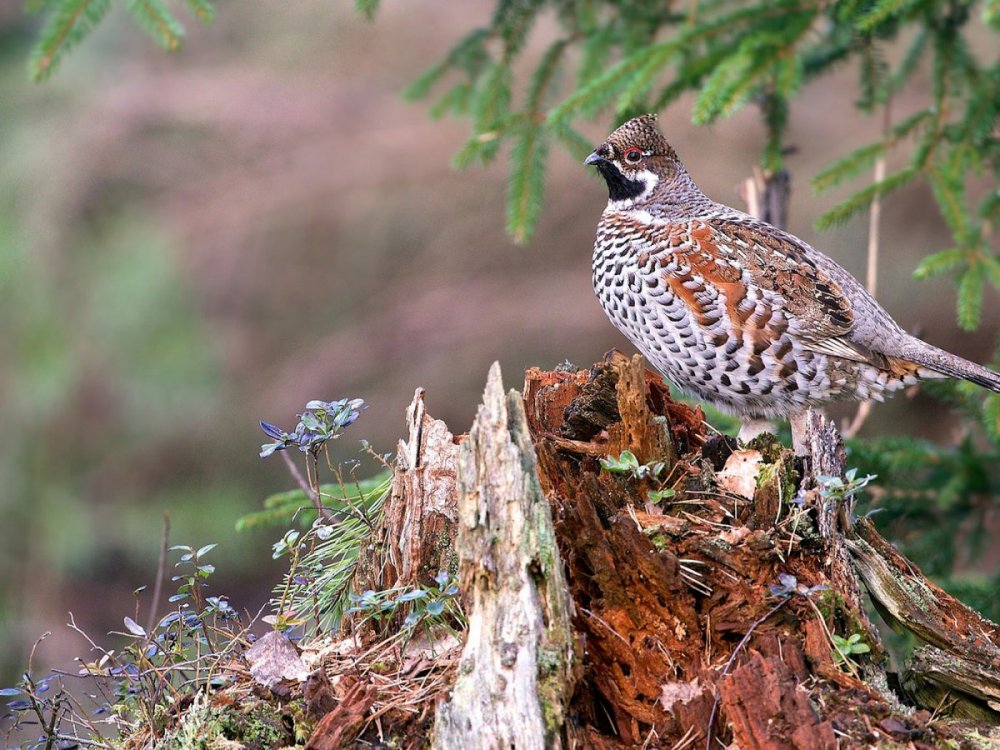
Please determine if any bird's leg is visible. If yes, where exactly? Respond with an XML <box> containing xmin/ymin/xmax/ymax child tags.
<box><xmin>737</xmin><ymin>418</ymin><xmax>776</xmax><ymax>445</ymax></box>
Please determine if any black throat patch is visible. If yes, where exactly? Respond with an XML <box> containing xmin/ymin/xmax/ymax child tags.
<box><xmin>594</xmin><ymin>160</ymin><xmax>647</xmax><ymax>202</ymax></box>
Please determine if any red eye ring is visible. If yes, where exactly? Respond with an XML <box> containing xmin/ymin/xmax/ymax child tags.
<box><xmin>624</xmin><ymin>147</ymin><xmax>643</xmax><ymax>163</ymax></box>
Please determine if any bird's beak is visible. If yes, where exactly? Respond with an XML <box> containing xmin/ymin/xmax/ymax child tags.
<box><xmin>584</xmin><ymin>151</ymin><xmax>605</xmax><ymax>166</ymax></box>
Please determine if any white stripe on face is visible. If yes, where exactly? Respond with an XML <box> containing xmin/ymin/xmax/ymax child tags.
<box><xmin>608</xmin><ymin>168</ymin><xmax>659</xmax><ymax>211</ymax></box>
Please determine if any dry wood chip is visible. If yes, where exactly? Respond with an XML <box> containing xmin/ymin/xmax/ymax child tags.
<box><xmin>659</xmin><ymin>677</ymin><xmax>703</xmax><ymax>712</ymax></box>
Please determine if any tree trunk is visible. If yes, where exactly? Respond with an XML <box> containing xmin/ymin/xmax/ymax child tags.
<box><xmin>304</xmin><ymin>357</ymin><xmax>1000</xmax><ymax>749</ymax></box>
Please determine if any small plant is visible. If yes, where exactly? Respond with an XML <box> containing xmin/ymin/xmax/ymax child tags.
<box><xmin>3</xmin><ymin>543</ymin><xmax>247</xmax><ymax>750</ymax></box>
<box><xmin>600</xmin><ymin>450</ymin><xmax>677</xmax><ymax>505</ymax></box>
<box><xmin>259</xmin><ymin>398</ymin><xmax>365</xmax><ymax>458</ymax></box>
<box><xmin>600</xmin><ymin>450</ymin><xmax>663</xmax><ymax>480</ymax></box>
<box><xmin>254</xmin><ymin>397</ymin><xmax>396</xmax><ymax>634</ymax></box>
<box><xmin>768</xmin><ymin>572</ymin><xmax>870</xmax><ymax>676</ymax></box>
<box><xmin>266</xmin><ymin>469</ymin><xmax>390</xmax><ymax>634</ymax></box>
<box><xmin>816</xmin><ymin>468</ymin><xmax>876</xmax><ymax>504</ymax></box>
<box><xmin>347</xmin><ymin>571</ymin><xmax>463</xmax><ymax>637</ymax></box>
<box><xmin>768</xmin><ymin>572</ymin><xmax>828</xmax><ymax>600</ymax></box>
<box><xmin>831</xmin><ymin>633</ymin><xmax>871</xmax><ymax>668</ymax></box>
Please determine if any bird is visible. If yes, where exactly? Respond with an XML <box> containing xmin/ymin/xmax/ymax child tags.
<box><xmin>584</xmin><ymin>113</ymin><xmax>1000</xmax><ymax>452</ymax></box>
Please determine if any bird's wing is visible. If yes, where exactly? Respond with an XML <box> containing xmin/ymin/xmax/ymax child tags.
<box><xmin>639</xmin><ymin>215</ymin><xmax>890</xmax><ymax>368</ymax></box>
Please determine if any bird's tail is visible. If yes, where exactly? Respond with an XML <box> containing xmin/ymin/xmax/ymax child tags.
<box><xmin>901</xmin><ymin>339</ymin><xmax>1000</xmax><ymax>393</ymax></box>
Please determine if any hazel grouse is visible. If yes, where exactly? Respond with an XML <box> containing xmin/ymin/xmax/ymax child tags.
<box><xmin>585</xmin><ymin>114</ymin><xmax>1000</xmax><ymax>450</ymax></box>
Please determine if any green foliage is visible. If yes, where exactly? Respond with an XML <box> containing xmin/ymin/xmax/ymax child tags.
<box><xmin>831</xmin><ymin>632</ymin><xmax>871</xmax><ymax>667</ymax></box>
<box><xmin>267</xmin><ymin>470</ymin><xmax>391</xmax><ymax>633</ymax></box>
<box><xmin>600</xmin><ymin>449</ymin><xmax>662</xmax><ymax>479</ymax></box>
<box><xmin>250</xmin><ymin>396</ymin><xmax>395</xmax><ymax>633</ymax></box>
<box><xmin>600</xmin><ymin>450</ymin><xmax>677</xmax><ymax>504</ymax></box>
<box><xmin>26</xmin><ymin>0</ymin><xmax>214</xmax><ymax>81</ymax></box>
<box><xmin>347</xmin><ymin>570</ymin><xmax>464</xmax><ymax>636</ymax></box>
<box><xmin>3</xmin><ymin>542</ymin><xmax>247</xmax><ymax>748</ymax></box>
<box><xmin>236</xmin><ymin>472</ymin><xmax>391</xmax><ymax>531</ymax></box>
<box><xmin>28</xmin><ymin>0</ymin><xmax>111</xmax><ymax>81</ymax></box>
<box><xmin>28</xmin><ymin>1</ymin><xmax>1000</xmax><ymax>328</ymax></box>
<box><xmin>816</xmin><ymin>468</ymin><xmax>876</xmax><ymax>504</ymax></box>
<box><xmin>849</xmin><ymin>432</ymin><xmax>1000</xmax><ymax>623</ymax></box>
<box><xmin>391</xmin><ymin>0</ymin><xmax>1000</xmax><ymax>265</ymax></box>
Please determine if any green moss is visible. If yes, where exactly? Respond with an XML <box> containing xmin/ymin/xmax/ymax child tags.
<box><xmin>962</xmin><ymin>727</ymin><xmax>1000</xmax><ymax>749</ymax></box>
<box><xmin>646</xmin><ymin>532</ymin><xmax>669</xmax><ymax>550</ymax></box>
<box><xmin>756</xmin><ymin>462</ymin><xmax>780</xmax><ymax>490</ymax></box>
<box><xmin>747</xmin><ymin>433</ymin><xmax>784</xmax><ymax>463</ymax></box>
<box><xmin>216</xmin><ymin>701</ymin><xmax>291</xmax><ymax>750</ymax></box>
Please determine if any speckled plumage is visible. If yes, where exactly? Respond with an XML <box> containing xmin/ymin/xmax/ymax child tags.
<box><xmin>586</xmin><ymin>115</ymin><xmax>1000</xmax><ymax>436</ymax></box>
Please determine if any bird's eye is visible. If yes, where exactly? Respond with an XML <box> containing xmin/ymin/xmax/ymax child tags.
<box><xmin>624</xmin><ymin>148</ymin><xmax>642</xmax><ymax>164</ymax></box>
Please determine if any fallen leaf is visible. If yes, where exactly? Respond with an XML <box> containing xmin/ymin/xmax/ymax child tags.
<box><xmin>246</xmin><ymin>630</ymin><xmax>309</xmax><ymax>689</ymax></box>
<box><xmin>717</xmin><ymin>450</ymin><xmax>763</xmax><ymax>500</ymax></box>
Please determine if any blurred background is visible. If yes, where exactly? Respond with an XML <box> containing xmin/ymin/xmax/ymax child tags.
<box><xmin>0</xmin><ymin>1</ymin><xmax>996</xmax><ymax>684</ymax></box>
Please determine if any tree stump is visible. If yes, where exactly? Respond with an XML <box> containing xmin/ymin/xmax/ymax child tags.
<box><xmin>304</xmin><ymin>355</ymin><xmax>1000</xmax><ymax>748</ymax></box>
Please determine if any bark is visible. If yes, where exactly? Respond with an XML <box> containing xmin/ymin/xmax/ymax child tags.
<box><xmin>301</xmin><ymin>356</ymin><xmax>1000</xmax><ymax>749</ymax></box>
<box><xmin>355</xmin><ymin>387</ymin><xmax>460</xmax><ymax>598</ymax></box>
<box><xmin>433</xmin><ymin>363</ymin><xmax>575</xmax><ymax>750</ymax></box>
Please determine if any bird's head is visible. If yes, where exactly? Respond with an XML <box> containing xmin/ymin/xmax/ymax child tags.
<box><xmin>585</xmin><ymin>114</ymin><xmax>680</xmax><ymax>207</ymax></box>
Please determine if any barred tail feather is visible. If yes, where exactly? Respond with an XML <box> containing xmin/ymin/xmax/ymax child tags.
<box><xmin>903</xmin><ymin>340</ymin><xmax>1000</xmax><ymax>393</ymax></box>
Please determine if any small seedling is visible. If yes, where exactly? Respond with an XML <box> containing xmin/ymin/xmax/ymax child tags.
<box><xmin>600</xmin><ymin>450</ymin><xmax>665</xmax><ymax>480</ymax></box>
<box><xmin>600</xmin><ymin>450</ymin><xmax>679</xmax><ymax>506</ymax></box>
<box><xmin>831</xmin><ymin>632</ymin><xmax>871</xmax><ymax>667</ymax></box>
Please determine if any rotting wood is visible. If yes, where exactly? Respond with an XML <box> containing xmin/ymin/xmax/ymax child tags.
<box><xmin>355</xmin><ymin>387</ymin><xmax>459</xmax><ymax>598</ymax></box>
<box><xmin>903</xmin><ymin>645</ymin><xmax>1000</xmax><ymax>722</ymax></box>
<box><xmin>433</xmin><ymin>363</ymin><xmax>575</xmax><ymax>750</ymax></box>
<box><xmin>519</xmin><ymin>354</ymin><xmax>995</xmax><ymax>747</ymax></box>
<box><xmin>304</xmin><ymin>681</ymin><xmax>377</xmax><ymax>750</ymax></box>
<box><xmin>848</xmin><ymin>517</ymin><xmax>1000</xmax><ymax>720</ymax></box>
<box><xmin>293</xmin><ymin>355</ymin><xmax>1000</xmax><ymax>749</ymax></box>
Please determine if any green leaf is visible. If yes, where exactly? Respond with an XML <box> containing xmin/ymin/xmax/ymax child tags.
<box><xmin>887</xmin><ymin>27</ymin><xmax>927</xmax><ymax>95</ymax></box>
<box><xmin>182</xmin><ymin>0</ymin><xmax>214</xmax><ymax>23</ymax></box>
<box><xmin>913</xmin><ymin>248</ymin><xmax>967</xmax><ymax>280</ymax></box>
<box><xmin>469</xmin><ymin>61</ymin><xmax>513</xmax><ymax>163</ymax></box>
<box><xmin>812</xmin><ymin>141</ymin><xmax>886</xmax><ymax>194</ymax></box>
<box><xmin>815</xmin><ymin>166</ymin><xmax>919</xmax><ymax>230</ymax></box>
<box><xmin>956</xmin><ymin>264</ymin><xmax>984</xmax><ymax>331</ymax></box>
<box><xmin>985</xmin><ymin>0</ymin><xmax>1000</xmax><ymax>29</ymax></box>
<box><xmin>402</xmin><ymin>29</ymin><xmax>489</xmax><ymax>102</ymax></box>
<box><xmin>527</xmin><ymin>40</ymin><xmax>567</xmax><ymax>111</ymax></box>
<box><xmin>549</xmin><ymin>0</ymin><xmax>809</xmax><ymax>126</ymax></box>
<box><xmin>982</xmin><ymin>394</ymin><xmax>1000</xmax><ymax>441</ymax></box>
<box><xmin>549</xmin><ymin>44</ymin><xmax>667</xmax><ymax>127</ymax></box>
<box><xmin>890</xmin><ymin>108</ymin><xmax>933</xmax><ymax>140</ymax></box>
<box><xmin>981</xmin><ymin>255</ymin><xmax>1000</xmax><ymax>291</ymax></box>
<box><xmin>691</xmin><ymin>49</ymin><xmax>758</xmax><ymax>125</ymax></box>
<box><xmin>549</xmin><ymin>121</ymin><xmax>594</xmax><ymax>158</ymax></box>
<box><xmin>354</xmin><ymin>0</ymin><xmax>379</xmax><ymax>21</ymax></box>
<box><xmin>506</xmin><ymin>124</ymin><xmax>548</xmax><ymax>244</ymax></box>
<box><xmin>28</xmin><ymin>0</ymin><xmax>112</xmax><ymax>81</ymax></box>
<box><xmin>404</xmin><ymin>61</ymin><xmax>454</xmax><ymax>103</ymax></box>
<box><xmin>615</xmin><ymin>44</ymin><xmax>675</xmax><ymax>113</ymax></box>
<box><xmin>576</xmin><ymin>26</ymin><xmax>617</xmax><ymax>93</ymax></box>
<box><xmin>855</xmin><ymin>0</ymin><xmax>921</xmax><ymax>32</ymax></box>
<box><xmin>125</xmin><ymin>0</ymin><xmax>185</xmax><ymax>51</ymax></box>
<box><xmin>927</xmin><ymin>163</ymin><xmax>972</xmax><ymax>246</ymax></box>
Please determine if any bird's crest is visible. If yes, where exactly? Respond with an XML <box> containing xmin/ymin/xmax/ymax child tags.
<box><xmin>605</xmin><ymin>114</ymin><xmax>672</xmax><ymax>157</ymax></box>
